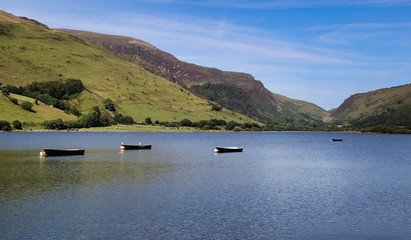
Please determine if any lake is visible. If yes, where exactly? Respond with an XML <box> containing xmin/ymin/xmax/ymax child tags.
<box><xmin>0</xmin><ymin>132</ymin><xmax>410</xmax><ymax>239</ymax></box>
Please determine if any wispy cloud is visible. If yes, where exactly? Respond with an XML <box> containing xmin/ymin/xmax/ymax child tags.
<box><xmin>312</xmin><ymin>22</ymin><xmax>411</xmax><ymax>44</ymax></box>
<box><xmin>123</xmin><ymin>13</ymin><xmax>364</xmax><ymax>64</ymax></box>
<box><xmin>41</xmin><ymin>10</ymin><xmax>362</xmax><ymax>68</ymax></box>
<box><xmin>3</xmin><ymin>1</ymin><xmax>411</xmax><ymax>109</ymax></box>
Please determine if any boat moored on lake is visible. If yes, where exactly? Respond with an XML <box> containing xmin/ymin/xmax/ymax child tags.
<box><xmin>214</xmin><ymin>147</ymin><xmax>243</xmax><ymax>153</ymax></box>
<box><xmin>331</xmin><ymin>138</ymin><xmax>343</xmax><ymax>141</ymax></box>
<box><xmin>41</xmin><ymin>148</ymin><xmax>85</xmax><ymax>157</ymax></box>
<box><xmin>120</xmin><ymin>142</ymin><xmax>152</xmax><ymax>150</ymax></box>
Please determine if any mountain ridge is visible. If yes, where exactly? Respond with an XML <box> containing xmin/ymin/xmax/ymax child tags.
<box><xmin>57</xmin><ymin>29</ymin><xmax>328</xmax><ymax>123</ymax></box>
<box><xmin>2</xmin><ymin>10</ymin><xmax>408</xmax><ymax>131</ymax></box>
<box><xmin>0</xmin><ymin>10</ymin><xmax>256</xmax><ymax>124</ymax></box>
<box><xmin>331</xmin><ymin>83</ymin><xmax>411</xmax><ymax>127</ymax></box>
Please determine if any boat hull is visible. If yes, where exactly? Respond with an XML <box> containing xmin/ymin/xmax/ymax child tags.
<box><xmin>43</xmin><ymin>148</ymin><xmax>85</xmax><ymax>156</ymax></box>
<box><xmin>331</xmin><ymin>139</ymin><xmax>343</xmax><ymax>142</ymax></box>
<box><xmin>121</xmin><ymin>144</ymin><xmax>152</xmax><ymax>150</ymax></box>
<box><xmin>215</xmin><ymin>147</ymin><xmax>243</xmax><ymax>153</ymax></box>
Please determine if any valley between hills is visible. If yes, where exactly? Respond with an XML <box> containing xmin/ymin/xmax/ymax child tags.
<box><xmin>1</xmin><ymin>10</ymin><xmax>410</xmax><ymax>133</ymax></box>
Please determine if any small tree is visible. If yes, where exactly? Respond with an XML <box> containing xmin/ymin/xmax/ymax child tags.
<box><xmin>209</xmin><ymin>102</ymin><xmax>222</xmax><ymax>111</ymax></box>
<box><xmin>180</xmin><ymin>118</ymin><xmax>192</xmax><ymax>127</ymax></box>
<box><xmin>103</xmin><ymin>98</ymin><xmax>116</xmax><ymax>111</ymax></box>
<box><xmin>233</xmin><ymin>126</ymin><xmax>242</xmax><ymax>132</ymax></box>
<box><xmin>118</xmin><ymin>116</ymin><xmax>134</xmax><ymax>125</ymax></box>
<box><xmin>9</xmin><ymin>97</ymin><xmax>18</xmax><ymax>105</ymax></box>
<box><xmin>0</xmin><ymin>120</ymin><xmax>11</xmax><ymax>131</ymax></box>
<box><xmin>145</xmin><ymin>117</ymin><xmax>152</xmax><ymax>125</ymax></box>
<box><xmin>12</xmin><ymin>120</ymin><xmax>22</xmax><ymax>130</ymax></box>
<box><xmin>42</xmin><ymin>118</ymin><xmax>66</xmax><ymax>130</ymax></box>
<box><xmin>211</xmin><ymin>104</ymin><xmax>222</xmax><ymax>111</ymax></box>
<box><xmin>20</xmin><ymin>101</ymin><xmax>33</xmax><ymax>111</ymax></box>
<box><xmin>64</xmin><ymin>78</ymin><xmax>84</xmax><ymax>96</ymax></box>
<box><xmin>70</xmin><ymin>107</ymin><xmax>81</xmax><ymax>116</ymax></box>
<box><xmin>1</xmin><ymin>86</ymin><xmax>10</xmax><ymax>96</ymax></box>
<box><xmin>226</xmin><ymin>120</ymin><xmax>239</xmax><ymax>130</ymax></box>
<box><xmin>114</xmin><ymin>113</ymin><xmax>123</xmax><ymax>123</ymax></box>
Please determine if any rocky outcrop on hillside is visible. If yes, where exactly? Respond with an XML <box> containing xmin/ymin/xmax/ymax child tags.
<box><xmin>18</xmin><ymin>16</ymin><xmax>49</xmax><ymax>28</ymax></box>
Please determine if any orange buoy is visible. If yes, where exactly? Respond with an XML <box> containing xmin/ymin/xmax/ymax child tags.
<box><xmin>213</xmin><ymin>149</ymin><xmax>219</xmax><ymax>153</ymax></box>
<box><xmin>120</xmin><ymin>146</ymin><xmax>125</xmax><ymax>150</ymax></box>
<box><xmin>39</xmin><ymin>151</ymin><xmax>46</xmax><ymax>157</ymax></box>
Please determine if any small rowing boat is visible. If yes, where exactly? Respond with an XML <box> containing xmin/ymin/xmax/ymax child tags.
<box><xmin>214</xmin><ymin>147</ymin><xmax>243</xmax><ymax>153</ymax></box>
<box><xmin>120</xmin><ymin>142</ymin><xmax>152</xmax><ymax>150</ymax></box>
<box><xmin>331</xmin><ymin>138</ymin><xmax>343</xmax><ymax>142</ymax></box>
<box><xmin>41</xmin><ymin>148</ymin><xmax>85</xmax><ymax>156</ymax></box>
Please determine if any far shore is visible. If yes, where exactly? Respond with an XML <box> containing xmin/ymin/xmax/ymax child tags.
<box><xmin>6</xmin><ymin>124</ymin><xmax>224</xmax><ymax>133</ymax></box>
<box><xmin>1</xmin><ymin>124</ymin><xmax>365</xmax><ymax>133</ymax></box>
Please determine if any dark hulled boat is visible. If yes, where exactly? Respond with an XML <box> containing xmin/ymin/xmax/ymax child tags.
<box><xmin>214</xmin><ymin>147</ymin><xmax>243</xmax><ymax>153</ymax></box>
<box><xmin>331</xmin><ymin>139</ymin><xmax>343</xmax><ymax>142</ymax></box>
<box><xmin>121</xmin><ymin>143</ymin><xmax>152</xmax><ymax>150</ymax></box>
<box><xmin>43</xmin><ymin>148</ymin><xmax>85</xmax><ymax>156</ymax></box>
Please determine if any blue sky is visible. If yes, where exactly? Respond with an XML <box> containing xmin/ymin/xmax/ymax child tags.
<box><xmin>2</xmin><ymin>0</ymin><xmax>411</xmax><ymax>110</ymax></box>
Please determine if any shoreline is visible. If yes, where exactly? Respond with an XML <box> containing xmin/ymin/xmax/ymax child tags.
<box><xmin>2</xmin><ymin>124</ymin><xmax>407</xmax><ymax>134</ymax></box>
<box><xmin>3</xmin><ymin>125</ymin><xmax>362</xmax><ymax>134</ymax></box>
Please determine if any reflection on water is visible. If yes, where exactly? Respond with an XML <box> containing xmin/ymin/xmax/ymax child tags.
<box><xmin>0</xmin><ymin>132</ymin><xmax>410</xmax><ymax>239</ymax></box>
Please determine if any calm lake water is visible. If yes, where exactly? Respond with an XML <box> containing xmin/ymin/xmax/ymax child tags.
<box><xmin>0</xmin><ymin>132</ymin><xmax>410</xmax><ymax>239</ymax></box>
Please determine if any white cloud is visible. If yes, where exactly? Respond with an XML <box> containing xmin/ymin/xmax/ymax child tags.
<box><xmin>313</xmin><ymin>22</ymin><xmax>411</xmax><ymax>45</ymax></box>
<box><xmin>3</xmin><ymin>2</ymin><xmax>410</xmax><ymax>109</ymax></box>
<box><xmin>37</xmin><ymin>10</ymin><xmax>364</xmax><ymax>70</ymax></box>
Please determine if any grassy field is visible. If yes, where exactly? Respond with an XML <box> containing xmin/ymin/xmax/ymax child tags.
<box><xmin>0</xmin><ymin>11</ymin><xmax>256</xmax><ymax>125</ymax></box>
<box><xmin>0</xmin><ymin>94</ymin><xmax>76</xmax><ymax>123</ymax></box>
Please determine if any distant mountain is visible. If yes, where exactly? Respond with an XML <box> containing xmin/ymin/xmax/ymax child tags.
<box><xmin>272</xmin><ymin>93</ymin><xmax>328</xmax><ymax>121</ymax></box>
<box><xmin>4</xmin><ymin>10</ymin><xmax>408</xmax><ymax>131</ymax></box>
<box><xmin>57</xmin><ymin>29</ymin><xmax>328</xmax><ymax>123</ymax></box>
<box><xmin>331</xmin><ymin>83</ymin><xmax>411</xmax><ymax>127</ymax></box>
<box><xmin>0</xmin><ymin>10</ymin><xmax>255</xmax><ymax>124</ymax></box>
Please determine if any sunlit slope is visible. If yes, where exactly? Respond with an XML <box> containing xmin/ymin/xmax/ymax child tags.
<box><xmin>272</xmin><ymin>93</ymin><xmax>328</xmax><ymax>121</ymax></box>
<box><xmin>331</xmin><ymin>83</ymin><xmax>411</xmax><ymax>125</ymax></box>
<box><xmin>57</xmin><ymin>28</ymin><xmax>329</xmax><ymax>123</ymax></box>
<box><xmin>0</xmin><ymin>94</ymin><xmax>76</xmax><ymax>123</ymax></box>
<box><xmin>0</xmin><ymin>11</ymin><xmax>255</xmax><ymax>123</ymax></box>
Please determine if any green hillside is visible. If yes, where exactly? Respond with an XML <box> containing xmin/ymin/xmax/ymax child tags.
<box><xmin>0</xmin><ymin>93</ymin><xmax>76</xmax><ymax>124</ymax></box>
<box><xmin>331</xmin><ymin>83</ymin><xmax>411</xmax><ymax>127</ymax></box>
<box><xmin>0</xmin><ymin>10</ymin><xmax>255</xmax><ymax>125</ymax></box>
<box><xmin>57</xmin><ymin>29</ymin><xmax>328</xmax><ymax>123</ymax></box>
<box><xmin>272</xmin><ymin>93</ymin><xmax>328</xmax><ymax>121</ymax></box>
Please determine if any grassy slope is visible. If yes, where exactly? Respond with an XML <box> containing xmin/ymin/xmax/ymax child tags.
<box><xmin>272</xmin><ymin>93</ymin><xmax>328</xmax><ymax>121</ymax></box>
<box><xmin>0</xmin><ymin>11</ymin><xmax>255</xmax><ymax>124</ymax></box>
<box><xmin>57</xmin><ymin>29</ymin><xmax>329</xmax><ymax>123</ymax></box>
<box><xmin>331</xmin><ymin>83</ymin><xmax>411</xmax><ymax>121</ymax></box>
<box><xmin>0</xmin><ymin>94</ymin><xmax>76</xmax><ymax>123</ymax></box>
